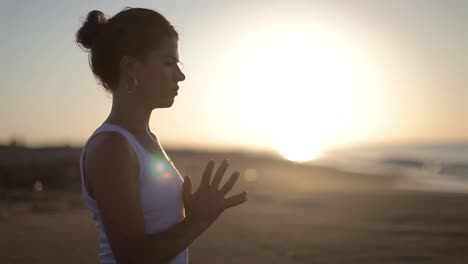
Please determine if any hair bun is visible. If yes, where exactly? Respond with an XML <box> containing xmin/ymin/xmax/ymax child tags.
<box><xmin>76</xmin><ymin>10</ymin><xmax>107</xmax><ymax>50</ymax></box>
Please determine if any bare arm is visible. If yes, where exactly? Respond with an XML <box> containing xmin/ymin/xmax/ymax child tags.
<box><xmin>86</xmin><ymin>133</ymin><xmax>247</xmax><ymax>263</ymax></box>
<box><xmin>139</xmin><ymin>217</ymin><xmax>202</xmax><ymax>263</ymax></box>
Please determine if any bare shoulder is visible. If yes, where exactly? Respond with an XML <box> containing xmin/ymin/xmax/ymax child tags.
<box><xmin>86</xmin><ymin>131</ymin><xmax>137</xmax><ymax>163</ymax></box>
<box><xmin>83</xmin><ymin>131</ymin><xmax>148</xmax><ymax>262</ymax></box>
<box><xmin>84</xmin><ymin>131</ymin><xmax>139</xmax><ymax>199</ymax></box>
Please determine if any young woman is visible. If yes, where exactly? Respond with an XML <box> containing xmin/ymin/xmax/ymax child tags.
<box><xmin>76</xmin><ymin>7</ymin><xmax>248</xmax><ymax>264</ymax></box>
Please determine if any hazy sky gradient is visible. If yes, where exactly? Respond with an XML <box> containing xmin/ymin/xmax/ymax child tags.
<box><xmin>1</xmin><ymin>0</ymin><xmax>467</xmax><ymax>155</ymax></box>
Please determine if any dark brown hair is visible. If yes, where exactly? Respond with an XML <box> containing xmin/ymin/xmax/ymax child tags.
<box><xmin>75</xmin><ymin>7</ymin><xmax>179</xmax><ymax>92</ymax></box>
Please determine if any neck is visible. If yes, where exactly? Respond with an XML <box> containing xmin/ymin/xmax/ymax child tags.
<box><xmin>104</xmin><ymin>92</ymin><xmax>152</xmax><ymax>135</ymax></box>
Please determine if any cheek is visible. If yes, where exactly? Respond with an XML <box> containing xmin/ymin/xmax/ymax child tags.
<box><xmin>138</xmin><ymin>68</ymin><xmax>173</xmax><ymax>99</ymax></box>
<box><xmin>139</xmin><ymin>68</ymin><xmax>160</xmax><ymax>88</ymax></box>
<box><xmin>145</xmin><ymin>65</ymin><xmax>172</xmax><ymax>86</ymax></box>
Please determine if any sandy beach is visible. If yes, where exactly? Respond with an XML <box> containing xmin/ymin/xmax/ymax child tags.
<box><xmin>1</xmin><ymin>157</ymin><xmax>468</xmax><ymax>264</ymax></box>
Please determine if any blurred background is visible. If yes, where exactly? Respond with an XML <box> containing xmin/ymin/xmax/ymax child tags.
<box><xmin>1</xmin><ymin>0</ymin><xmax>467</xmax><ymax>263</ymax></box>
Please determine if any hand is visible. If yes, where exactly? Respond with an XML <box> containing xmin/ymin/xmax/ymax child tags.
<box><xmin>182</xmin><ymin>159</ymin><xmax>248</xmax><ymax>231</ymax></box>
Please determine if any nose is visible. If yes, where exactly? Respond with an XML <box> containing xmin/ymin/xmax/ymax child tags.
<box><xmin>177</xmin><ymin>67</ymin><xmax>186</xmax><ymax>82</ymax></box>
<box><xmin>179</xmin><ymin>71</ymin><xmax>186</xmax><ymax>82</ymax></box>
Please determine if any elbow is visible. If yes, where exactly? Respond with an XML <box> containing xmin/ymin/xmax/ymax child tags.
<box><xmin>111</xmin><ymin>238</ymin><xmax>147</xmax><ymax>264</ymax></box>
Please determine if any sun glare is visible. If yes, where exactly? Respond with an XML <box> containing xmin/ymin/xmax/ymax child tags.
<box><xmin>226</xmin><ymin>21</ymin><xmax>379</xmax><ymax>162</ymax></box>
<box><xmin>277</xmin><ymin>138</ymin><xmax>323</xmax><ymax>162</ymax></box>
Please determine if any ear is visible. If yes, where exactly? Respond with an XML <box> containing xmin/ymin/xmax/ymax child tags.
<box><xmin>119</xmin><ymin>55</ymin><xmax>139</xmax><ymax>80</ymax></box>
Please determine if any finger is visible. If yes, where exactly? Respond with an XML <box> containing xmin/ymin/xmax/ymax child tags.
<box><xmin>211</xmin><ymin>159</ymin><xmax>229</xmax><ymax>189</ymax></box>
<box><xmin>183</xmin><ymin>175</ymin><xmax>192</xmax><ymax>201</ymax></box>
<box><xmin>200</xmin><ymin>159</ymin><xmax>215</xmax><ymax>188</ymax></box>
<box><xmin>219</xmin><ymin>171</ymin><xmax>240</xmax><ymax>196</ymax></box>
<box><xmin>223</xmin><ymin>192</ymin><xmax>248</xmax><ymax>209</ymax></box>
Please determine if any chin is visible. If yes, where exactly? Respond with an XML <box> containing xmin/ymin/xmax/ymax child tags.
<box><xmin>153</xmin><ymin>101</ymin><xmax>174</xmax><ymax>109</ymax></box>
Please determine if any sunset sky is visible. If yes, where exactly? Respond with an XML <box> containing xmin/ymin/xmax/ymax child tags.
<box><xmin>1</xmin><ymin>0</ymin><xmax>467</xmax><ymax>159</ymax></box>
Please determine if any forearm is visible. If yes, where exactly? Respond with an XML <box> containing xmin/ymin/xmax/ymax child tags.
<box><xmin>140</xmin><ymin>217</ymin><xmax>205</xmax><ymax>263</ymax></box>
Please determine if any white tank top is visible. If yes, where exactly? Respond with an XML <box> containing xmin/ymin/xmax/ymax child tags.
<box><xmin>79</xmin><ymin>122</ymin><xmax>188</xmax><ymax>264</ymax></box>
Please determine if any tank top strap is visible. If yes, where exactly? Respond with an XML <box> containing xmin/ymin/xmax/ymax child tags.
<box><xmin>97</xmin><ymin>123</ymin><xmax>147</xmax><ymax>156</ymax></box>
<box><xmin>87</xmin><ymin>123</ymin><xmax>147</xmax><ymax>161</ymax></box>
<box><xmin>79</xmin><ymin>122</ymin><xmax>147</xmax><ymax>202</ymax></box>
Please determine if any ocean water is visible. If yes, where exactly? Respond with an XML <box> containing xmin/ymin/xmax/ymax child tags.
<box><xmin>308</xmin><ymin>143</ymin><xmax>468</xmax><ymax>193</ymax></box>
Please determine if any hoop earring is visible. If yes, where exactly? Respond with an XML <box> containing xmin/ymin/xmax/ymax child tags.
<box><xmin>127</xmin><ymin>75</ymin><xmax>138</xmax><ymax>94</ymax></box>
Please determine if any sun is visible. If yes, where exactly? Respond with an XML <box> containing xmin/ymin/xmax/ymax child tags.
<box><xmin>224</xmin><ymin>21</ymin><xmax>378</xmax><ymax>162</ymax></box>
<box><xmin>277</xmin><ymin>140</ymin><xmax>323</xmax><ymax>162</ymax></box>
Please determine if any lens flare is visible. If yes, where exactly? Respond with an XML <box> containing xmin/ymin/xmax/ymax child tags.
<box><xmin>147</xmin><ymin>154</ymin><xmax>174</xmax><ymax>181</ymax></box>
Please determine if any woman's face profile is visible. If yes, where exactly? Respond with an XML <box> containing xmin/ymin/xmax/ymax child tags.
<box><xmin>133</xmin><ymin>35</ymin><xmax>186</xmax><ymax>109</ymax></box>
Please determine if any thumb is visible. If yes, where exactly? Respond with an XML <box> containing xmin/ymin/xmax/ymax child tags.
<box><xmin>183</xmin><ymin>175</ymin><xmax>192</xmax><ymax>201</ymax></box>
